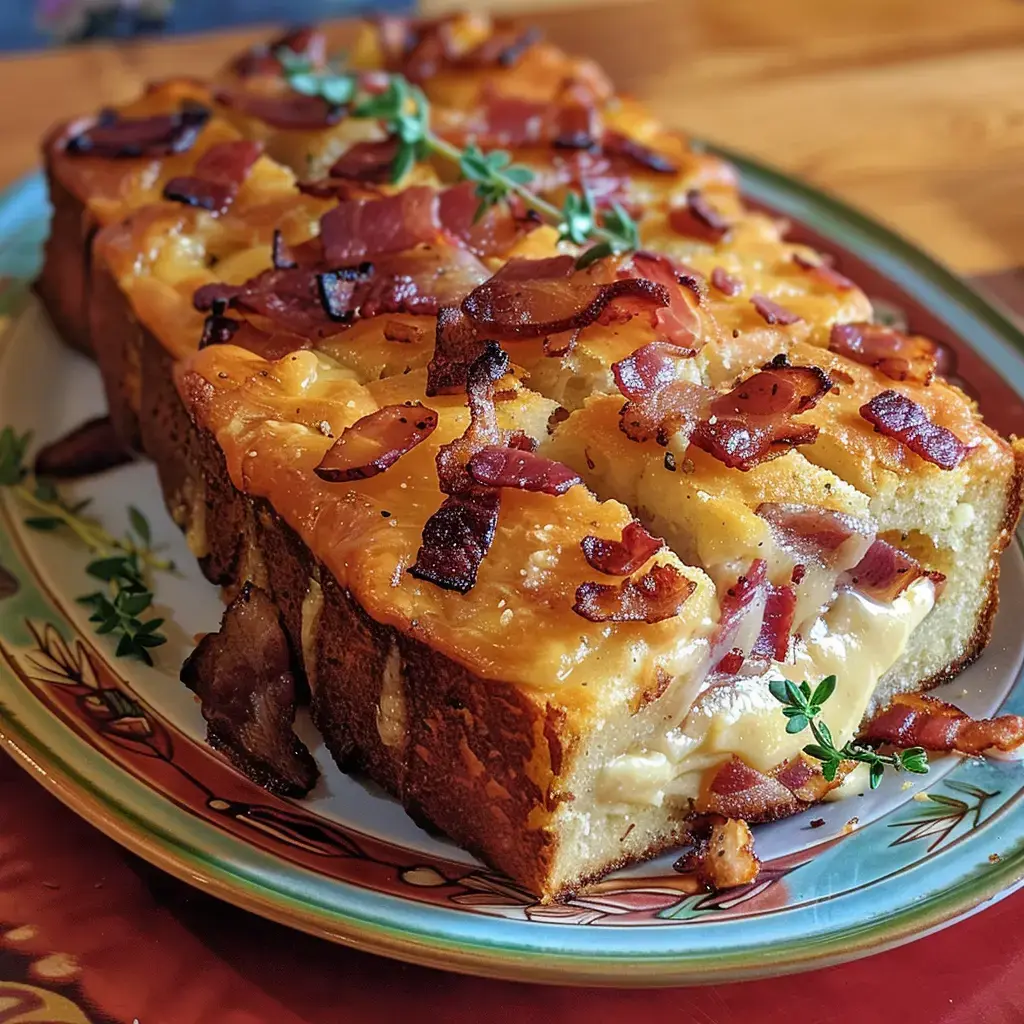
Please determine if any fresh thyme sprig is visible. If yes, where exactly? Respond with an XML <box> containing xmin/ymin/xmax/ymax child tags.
<box><xmin>279</xmin><ymin>57</ymin><xmax>639</xmax><ymax>266</ymax></box>
<box><xmin>770</xmin><ymin>675</ymin><xmax>929</xmax><ymax>789</ymax></box>
<box><xmin>0</xmin><ymin>426</ymin><xmax>172</xmax><ymax>665</ymax></box>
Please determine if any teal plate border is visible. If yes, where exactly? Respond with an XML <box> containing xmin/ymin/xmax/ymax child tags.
<box><xmin>1</xmin><ymin>160</ymin><xmax>1024</xmax><ymax>986</ymax></box>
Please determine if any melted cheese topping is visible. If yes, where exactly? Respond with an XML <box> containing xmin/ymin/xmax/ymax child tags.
<box><xmin>180</xmin><ymin>346</ymin><xmax>718</xmax><ymax>712</ymax></box>
<box><xmin>597</xmin><ymin>578</ymin><xmax>936</xmax><ymax>808</ymax></box>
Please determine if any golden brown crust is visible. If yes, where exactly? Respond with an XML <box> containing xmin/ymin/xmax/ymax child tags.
<box><xmin>34</xmin><ymin>161</ymin><xmax>96</xmax><ymax>357</ymax></box>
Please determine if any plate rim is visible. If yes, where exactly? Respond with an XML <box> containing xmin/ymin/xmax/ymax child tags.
<box><xmin>3</xmin><ymin>157</ymin><xmax>1024</xmax><ymax>986</ymax></box>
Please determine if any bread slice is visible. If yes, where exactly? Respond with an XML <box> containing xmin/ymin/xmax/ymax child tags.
<box><xmin>33</xmin><ymin>15</ymin><xmax>1024</xmax><ymax>901</ymax></box>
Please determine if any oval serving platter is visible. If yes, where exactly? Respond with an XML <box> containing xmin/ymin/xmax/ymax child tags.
<box><xmin>1</xmin><ymin>160</ymin><xmax>1024</xmax><ymax>987</ymax></box>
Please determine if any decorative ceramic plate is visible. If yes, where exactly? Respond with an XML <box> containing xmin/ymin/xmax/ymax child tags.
<box><xmin>1</xmin><ymin>158</ymin><xmax>1024</xmax><ymax>987</ymax></box>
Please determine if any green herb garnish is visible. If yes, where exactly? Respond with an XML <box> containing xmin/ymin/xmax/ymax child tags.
<box><xmin>0</xmin><ymin>426</ymin><xmax>172</xmax><ymax>665</ymax></box>
<box><xmin>770</xmin><ymin>675</ymin><xmax>929</xmax><ymax>789</ymax></box>
<box><xmin>279</xmin><ymin>56</ymin><xmax>640</xmax><ymax>267</ymax></box>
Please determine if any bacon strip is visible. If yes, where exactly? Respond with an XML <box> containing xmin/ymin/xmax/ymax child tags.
<box><xmin>581</xmin><ymin>521</ymin><xmax>665</xmax><ymax>576</ymax></box>
<box><xmin>426</xmin><ymin>306</ymin><xmax>488</xmax><ymax>396</ymax></box>
<box><xmin>626</xmin><ymin>252</ymin><xmax>702</xmax><ymax>353</ymax></box>
<box><xmin>860</xmin><ymin>390</ymin><xmax>970</xmax><ymax>469</ymax></box>
<box><xmin>327</xmin><ymin>139</ymin><xmax>401</xmax><ymax>184</ymax></box>
<box><xmin>830</xmin><ymin>323</ymin><xmax>939</xmax><ymax>384</ymax></box>
<box><xmin>573</xmin><ymin>563</ymin><xmax>695</xmax><ymax>624</ymax></box>
<box><xmin>844</xmin><ymin>538</ymin><xmax>946</xmax><ymax>602</ymax></box>
<box><xmin>699</xmin><ymin>753</ymin><xmax>846</xmax><ymax>822</ymax></box>
<box><xmin>410</xmin><ymin>344</ymin><xmax>520</xmax><ymax>593</ymax></box>
<box><xmin>66</xmin><ymin>103</ymin><xmax>210</xmax><ymax>158</ymax></box>
<box><xmin>669</xmin><ymin>190</ymin><xmax>730</xmax><ymax>243</ymax></box>
<box><xmin>756</xmin><ymin>502</ymin><xmax>875</xmax><ymax>567</ymax></box>
<box><xmin>214</xmin><ymin>89</ymin><xmax>346</xmax><ymax>130</ymax></box>
<box><xmin>751</xmin><ymin>294</ymin><xmax>802</xmax><ymax>326</ymax></box>
<box><xmin>862</xmin><ymin>693</ymin><xmax>1024</xmax><ymax>754</ymax></box>
<box><xmin>674</xmin><ymin>816</ymin><xmax>760</xmax><ymax>891</ymax></box>
<box><xmin>163</xmin><ymin>139</ymin><xmax>263</xmax><ymax>214</ymax></box>
<box><xmin>602</xmin><ymin>131</ymin><xmax>679</xmax><ymax>174</ymax></box>
<box><xmin>793</xmin><ymin>253</ymin><xmax>855</xmax><ymax>292</ymax></box>
<box><xmin>33</xmin><ymin>415</ymin><xmax>132</xmax><ymax>479</ymax></box>
<box><xmin>194</xmin><ymin>244</ymin><xmax>488</xmax><ymax>336</ymax></box>
<box><xmin>751</xmin><ymin>583</ymin><xmax>796</xmax><ymax>663</ymax></box>
<box><xmin>711</xmin><ymin>267</ymin><xmax>743</xmax><ymax>297</ymax></box>
<box><xmin>438</xmin><ymin>181</ymin><xmax>534</xmax><ymax>259</ymax></box>
<box><xmin>229</xmin><ymin>27</ymin><xmax>327</xmax><ymax>78</ymax></box>
<box><xmin>613</xmin><ymin>343</ymin><xmax>714</xmax><ymax>445</ymax></box>
<box><xmin>698</xmin><ymin>756</ymin><xmax>798</xmax><ymax>821</ymax></box>
<box><xmin>314</xmin><ymin>403</ymin><xmax>438</xmax><ymax>483</ymax></box>
<box><xmin>461</xmin><ymin>256</ymin><xmax>670</xmax><ymax>340</ymax></box>
<box><xmin>691</xmin><ymin>362</ymin><xmax>831</xmax><ymax>470</ymax></box>
<box><xmin>320</xmin><ymin>187</ymin><xmax>441</xmax><ymax>264</ymax></box>
<box><xmin>467</xmin><ymin>446</ymin><xmax>580</xmax><ymax>495</ymax></box>
<box><xmin>180</xmin><ymin>583</ymin><xmax>318</xmax><ymax>797</ymax></box>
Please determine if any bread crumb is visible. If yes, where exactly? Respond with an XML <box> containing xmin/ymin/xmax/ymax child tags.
<box><xmin>841</xmin><ymin>816</ymin><xmax>859</xmax><ymax>835</ymax></box>
<box><xmin>809</xmin><ymin>818</ymin><xmax>825</xmax><ymax>829</ymax></box>
<box><xmin>989</xmin><ymin>853</ymin><xmax>1002</xmax><ymax>863</ymax></box>
<box><xmin>913</xmin><ymin>792</ymin><xmax>931</xmax><ymax>802</ymax></box>
<box><xmin>901</xmin><ymin>780</ymin><xmax>913</xmax><ymax>791</ymax></box>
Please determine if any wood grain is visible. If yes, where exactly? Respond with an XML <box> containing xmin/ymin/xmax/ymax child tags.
<box><xmin>0</xmin><ymin>0</ymin><xmax>1022</xmax><ymax>275</ymax></box>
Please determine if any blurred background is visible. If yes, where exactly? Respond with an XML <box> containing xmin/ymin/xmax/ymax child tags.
<box><xmin>0</xmin><ymin>0</ymin><xmax>1020</xmax><ymax>310</ymax></box>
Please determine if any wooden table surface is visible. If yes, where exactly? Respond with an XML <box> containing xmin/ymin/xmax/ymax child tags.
<box><xmin>0</xmin><ymin>0</ymin><xmax>1022</xmax><ymax>281</ymax></box>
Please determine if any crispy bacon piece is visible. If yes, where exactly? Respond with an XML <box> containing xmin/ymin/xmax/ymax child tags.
<box><xmin>195</xmin><ymin>244</ymin><xmax>488</xmax><ymax>335</ymax></box>
<box><xmin>314</xmin><ymin>403</ymin><xmax>438</xmax><ymax>482</ymax></box>
<box><xmin>411</xmin><ymin>344</ymin><xmax>518</xmax><ymax>593</ymax></box>
<box><xmin>581</xmin><ymin>521</ymin><xmax>665</xmax><ymax>576</ymax></box>
<box><xmin>715</xmin><ymin>648</ymin><xmax>745</xmax><ymax>674</ymax></box>
<box><xmin>327</xmin><ymin>139</ymin><xmax>401</xmax><ymax>184</ymax></box>
<box><xmin>320</xmin><ymin>187</ymin><xmax>441</xmax><ymax>264</ymax></box>
<box><xmin>861</xmin><ymin>693</ymin><xmax>1024</xmax><ymax>755</ymax></box>
<box><xmin>602</xmin><ymin>131</ymin><xmax>679</xmax><ymax>174</ymax></box>
<box><xmin>408</xmin><ymin>491</ymin><xmax>502</xmax><ymax>594</ymax></box>
<box><xmin>626</xmin><ymin>251</ymin><xmax>702</xmax><ymax>353</ymax></box>
<box><xmin>452</xmin><ymin>88</ymin><xmax>600</xmax><ymax>150</ymax></box>
<box><xmin>756</xmin><ymin>502</ymin><xmax>875</xmax><ymax>567</ymax></box>
<box><xmin>229</xmin><ymin>26</ymin><xmax>327</xmax><ymax>78</ymax></box>
<box><xmin>698</xmin><ymin>757</ymin><xmax>798</xmax><ymax>821</ymax></box>
<box><xmin>860</xmin><ymin>389</ymin><xmax>969</xmax><ymax>470</ymax></box>
<box><xmin>691</xmin><ymin>362</ymin><xmax>831</xmax><ymax>470</ymax></box>
<box><xmin>163</xmin><ymin>139</ymin><xmax>263</xmax><ymax>214</ymax></box>
<box><xmin>613</xmin><ymin>342</ymin><xmax>714</xmax><ymax>445</ymax></box>
<box><xmin>700</xmin><ymin>753</ymin><xmax>848</xmax><ymax>822</ymax></box>
<box><xmin>426</xmin><ymin>306</ymin><xmax>488</xmax><ymax>396</ymax></box>
<box><xmin>461</xmin><ymin>256</ymin><xmax>670</xmax><ymax>340</ymax></box>
<box><xmin>668</xmin><ymin>190</ymin><xmax>730</xmax><ymax>243</ymax></box>
<box><xmin>711</xmin><ymin>267</ymin><xmax>743</xmax><ymax>297</ymax></box>
<box><xmin>674</xmin><ymin>815</ymin><xmax>760</xmax><ymax>891</ymax></box>
<box><xmin>467</xmin><ymin>446</ymin><xmax>580</xmax><ymax>495</ymax></box>
<box><xmin>66</xmin><ymin>102</ymin><xmax>210</xmax><ymax>158</ymax></box>
<box><xmin>751</xmin><ymin>294</ymin><xmax>802</xmax><ymax>326</ymax></box>
<box><xmin>195</xmin><ymin>268</ymin><xmax>340</xmax><ymax>338</ymax></box>
<box><xmin>751</xmin><ymin>583</ymin><xmax>796</xmax><ymax>662</ymax></box>
<box><xmin>830</xmin><ymin>322</ymin><xmax>939</xmax><ymax>384</ymax></box>
<box><xmin>376</xmin><ymin>16</ymin><xmax>542</xmax><ymax>81</ymax></box>
<box><xmin>573</xmin><ymin>563</ymin><xmax>695</xmax><ymax>624</ymax></box>
<box><xmin>438</xmin><ymin>181</ymin><xmax>532</xmax><ymax>259</ymax></box>
<box><xmin>793</xmin><ymin>252</ymin><xmax>855</xmax><ymax>291</ymax></box>
<box><xmin>214</xmin><ymin>89</ymin><xmax>346</xmax><ymax>130</ymax></box>
<box><xmin>844</xmin><ymin>538</ymin><xmax>946</xmax><ymax>602</ymax></box>
<box><xmin>708</xmin><ymin>559</ymin><xmax>768</xmax><ymax>671</ymax></box>
<box><xmin>180</xmin><ymin>583</ymin><xmax>318</xmax><ymax>797</ymax></box>
<box><xmin>33</xmin><ymin>415</ymin><xmax>132</xmax><ymax>479</ymax></box>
